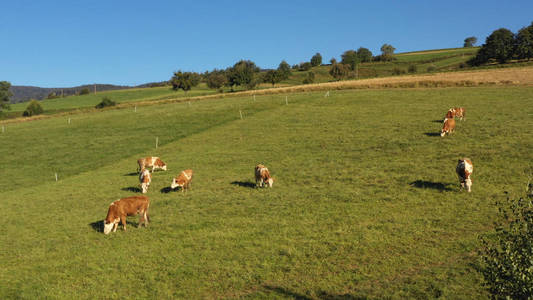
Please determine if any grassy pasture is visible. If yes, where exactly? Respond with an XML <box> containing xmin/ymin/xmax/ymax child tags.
<box><xmin>1</xmin><ymin>86</ymin><xmax>532</xmax><ymax>298</ymax></box>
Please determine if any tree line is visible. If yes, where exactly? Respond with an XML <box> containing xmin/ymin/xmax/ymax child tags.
<box><xmin>469</xmin><ymin>21</ymin><xmax>533</xmax><ymax>65</ymax></box>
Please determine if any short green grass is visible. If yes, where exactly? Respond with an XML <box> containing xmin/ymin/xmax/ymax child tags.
<box><xmin>1</xmin><ymin>86</ymin><xmax>532</xmax><ymax>298</ymax></box>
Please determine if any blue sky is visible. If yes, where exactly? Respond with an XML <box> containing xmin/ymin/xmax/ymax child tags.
<box><xmin>1</xmin><ymin>0</ymin><xmax>532</xmax><ymax>87</ymax></box>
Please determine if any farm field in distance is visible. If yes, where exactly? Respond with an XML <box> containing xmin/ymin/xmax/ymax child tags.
<box><xmin>1</xmin><ymin>85</ymin><xmax>532</xmax><ymax>298</ymax></box>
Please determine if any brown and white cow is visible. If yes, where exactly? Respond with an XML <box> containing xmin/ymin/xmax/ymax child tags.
<box><xmin>453</xmin><ymin>107</ymin><xmax>465</xmax><ymax>120</ymax></box>
<box><xmin>103</xmin><ymin>196</ymin><xmax>150</xmax><ymax>234</ymax></box>
<box><xmin>170</xmin><ymin>169</ymin><xmax>193</xmax><ymax>192</ymax></box>
<box><xmin>456</xmin><ymin>158</ymin><xmax>473</xmax><ymax>192</ymax></box>
<box><xmin>441</xmin><ymin>117</ymin><xmax>456</xmax><ymax>137</ymax></box>
<box><xmin>255</xmin><ymin>164</ymin><xmax>273</xmax><ymax>188</ymax></box>
<box><xmin>139</xmin><ymin>169</ymin><xmax>151</xmax><ymax>193</ymax></box>
<box><xmin>445</xmin><ymin>109</ymin><xmax>455</xmax><ymax>119</ymax></box>
<box><xmin>137</xmin><ymin>156</ymin><xmax>167</xmax><ymax>173</ymax></box>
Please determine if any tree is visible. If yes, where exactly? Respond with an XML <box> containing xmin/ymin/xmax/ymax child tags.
<box><xmin>277</xmin><ymin>60</ymin><xmax>291</xmax><ymax>80</ymax></box>
<box><xmin>263</xmin><ymin>70</ymin><xmax>281</xmax><ymax>86</ymax></box>
<box><xmin>341</xmin><ymin>50</ymin><xmax>359</xmax><ymax>70</ymax></box>
<box><xmin>206</xmin><ymin>69</ymin><xmax>227</xmax><ymax>92</ymax></box>
<box><xmin>470</xmin><ymin>28</ymin><xmax>515</xmax><ymax>65</ymax></box>
<box><xmin>330</xmin><ymin>57</ymin><xmax>337</xmax><ymax>64</ymax></box>
<box><xmin>171</xmin><ymin>71</ymin><xmax>200</xmax><ymax>93</ymax></box>
<box><xmin>310</xmin><ymin>52</ymin><xmax>322</xmax><ymax>67</ymax></box>
<box><xmin>227</xmin><ymin>60</ymin><xmax>260</xmax><ymax>90</ymax></box>
<box><xmin>380</xmin><ymin>44</ymin><xmax>396</xmax><ymax>61</ymax></box>
<box><xmin>0</xmin><ymin>81</ymin><xmax>12</xmax><ymax>115</ymax></box>
<box><xmin>479</xmin><ymin>193</ymin><xmax>533</xmax><ymax>299</ymax></box>
<box><xmin>515</xmin><ymin>22</ymin><xmax>533</xmax><ymax>61</ymax></box>
<box><xmin>329</xmin><ymin>63</ymin><xmax>350</xmax><ymax>80</ymax></box>
<box><xmin>464</xmin><ymin>36</ymin><xmax>477</xmax><ymax>47</ymax></box>
<box><xmin>298</xmin><ymin>62</ymin><xmax>312</xmax><ymax>71</ymax></box>
<box><xmin>357</xmin><ymin>47</ymin><xmax>373</xmax><ymax>62</ymax></box>
<box><xmin>22</xmin><ymin>100</ymin><xmax>44</xmax><ymax>116</ymax></box>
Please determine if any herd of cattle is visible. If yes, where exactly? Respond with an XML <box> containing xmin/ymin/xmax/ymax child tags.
<box><xmin>103</xmin><ymin>159</ymin><xmax>274</xmax><ymax>234</ymax></box>
<box><xmin>102</xmin><ymin>107</ymin><xmax>473</xmax><ymax>235</ymax></box>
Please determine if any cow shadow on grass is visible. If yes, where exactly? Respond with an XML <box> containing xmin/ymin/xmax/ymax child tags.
<box><xmin>122</xmin><ymin>186</ymin><xmax>142</xmax><ymax>193</ymax></box>
<box><xmin>160</xmin><ymin>187</ymin><xmax>174</xmax><ymax>194</ymax></box>
<box><xmin>124</xmin><ymin>172</ymin><xmax>138</xmax><ymax>176</ymax></box>
<box><xmin>424</xmin><ymin>132</ymin><xmax>441</xmax><ymax>137</ymax></box>
<box><xmin>89</xmin><ymin>220</ymin><xmax>103</xmax><ymax>233</ymax></box>
<box><xmin>231</xmin><ymin>181</ymin><xmax>256</xmax><ymax>189</ymax></box>
<box><xmin>410</xmin><ymin>180</ymin><xmax>453</xmax><ymax>191</ymax></box>
<box><xmin>431</xmin><ymin>119</ymin><xmax>444</xmax><ymax>123</ymax></box>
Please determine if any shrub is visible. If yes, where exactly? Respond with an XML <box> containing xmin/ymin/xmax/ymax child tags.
<box><xmin>479</xmin><ymin>192</ymin><xmax>533</xmax><ymax>299</ymax></box>
<box><xmin>329</xmin><ymin>63</ymin><xmax>350</xmax><ymax>80</ymax></box>
<box><xmin>22</xmin><ymin>100</ymin><xmax>44</xmax><ymax>117</ymax></box>
<box><xmin>299</xmin><ymin>62</ymin><xmax>312</xmax><ymax>71</ymax></box>
<box><xmin>392</xmin><ymin>67</ymin><xmax>406</xmax><ymax>75</ymax></box>
<box><xmin>95</xmin><ymin>97</ymin><xmax>116</xmax><ymax>109</ymax></box>
<box><xmin>310</xmin><ymin>53</ymin><xmax>322</xmax><ymax>67</ymax></box>
<box><xmin>79</xmin><ymin>88</ymin><xmax>90</xmax><ymax>95</ymax></box>
<box><xmin>427</xmin><ymin>66</ymin><xmax>436</xmax><ymax>72</ymax></box>
<box><xmin>408</xmin><ymin>65</ymin><xmax>417</xmax><ymax>73</ymax></box>
<box><xmin>302</xmin><ymin>71</ymin><xmax>315</xmax><ymax>84</ymax></box>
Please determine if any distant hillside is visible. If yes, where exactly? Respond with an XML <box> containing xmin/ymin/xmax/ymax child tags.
<box><xmin>9</xmin><ymin>84</ymin><xmax>133</xmax><ymax>103</ymax></box>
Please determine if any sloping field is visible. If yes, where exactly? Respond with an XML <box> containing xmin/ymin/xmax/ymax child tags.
<box><xmin>1</xmin><ymin>86</ymin><xmax>532</xmax><ymax>298</ymax></box>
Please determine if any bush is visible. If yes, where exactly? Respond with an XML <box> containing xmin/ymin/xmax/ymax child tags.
<box><xmin>95</xmin><ymin>97</ymin><xmax>116</xmax><ymax>109</ymax></box>
<box><xmin>407</xmin><ymin>65</ymin><xmax>417</xmax><ymax>73</ymax></box>
<box><xmin>310</xmin><ymin>53</ymin><xmax>322</xmax><ymax>67</ymax></box>
<box><xmin>329</xmin><ymin>63</ymin><xmax>350</xmax><ymax>80</ymax></box>
<box><xmin>299</xmin><ymin>62</ymin><xmax>312</xmax><ymax>71</ymax></box>
<box><xmin>392</xmin><ymin>67</ymin><xmax>406</xmax><ymax>75</ymax></box>
<box><xmin>427</xmin><ymin>66</ymin><xmax>436</xmax><ymax>72</ymax></box>
<box><xmin>79</xmin><ymin>88</ymin><xmax>90</xmax><ymax>95</ymax></box>
<box><xmin>302</xmin><ymin>71</ymin><xmax>315</xmax><ymax>84</ymax></box>
<box><xmin>22</xmin><ymin>100</ymin><xmax>44</xmax><ymax>117</ymax></box>
<box><xmin>479</xmin><ymin>192</ymin><xmax>533</xmax><ymax>299</ymax></box>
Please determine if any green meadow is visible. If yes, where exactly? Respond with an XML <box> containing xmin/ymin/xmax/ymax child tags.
<box><xmin>1</xmin><ymin>86</ymin><xmax>532</xmax><ymax>298</ymax></box>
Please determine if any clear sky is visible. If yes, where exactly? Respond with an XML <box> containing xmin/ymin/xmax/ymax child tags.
<box><xmin>1</xmin><ymin>0</ymin><xmax>532</xmax><ymax>87</ymax></box>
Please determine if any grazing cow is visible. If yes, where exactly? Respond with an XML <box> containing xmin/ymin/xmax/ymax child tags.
<box><xmin>171</xmin><ymin>169</ymin><xmax>193</xmax><ymax>192</ymax></box>
<box><xmin>453</xmin><ymin>107</ymin><xmax>465</xmax><ymax>120</ymax></box>
<box><xmin>139</xmin><ymin>169</ymin><xmax>151</xmax><ymax>193</ymax></box>
<box><xmin>441</xmin><ymin>117</ymin><xmax>456</xmax><ymax>137</ymax></box>
<box><xmin>255</xmin><ymin>164</ymin><xmax>274</xmax><ymax>188</ymax></box>
<box><xmin>456</xmin><ymin>158</ymin><xmax>474</xmax><ymax>192</ymax></box>
<box><xmin>137</xmin><ymin>156</ymin><xmax>167</xmax><ymax>173</ymax></box>
<box><xmin>103</xmin><ymin>196</ymin><xmax>150</xmax><ymax>234</ymax></box>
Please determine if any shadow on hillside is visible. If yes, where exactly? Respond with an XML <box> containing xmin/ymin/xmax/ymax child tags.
<box><xmin>424</xmin><ymin>132</ymin><xmax>441</xmax><ymax>137</ymax></box>
<box><xmin>122</xmin><ymin>186</ymin><xmax>142</xmax><ymax>193</ymax></box>
<box><xmin>431</xmin><ymin>119</ymin><xmax>444</xmax><ymax>123</ymax></box>
<box><xmin>89</xmin><ymin>220</ymin><xmax>103</xmax><ymax>233</ymax></box>
<box><xmin>262</xmin><ymin>286</ymin><xmax>364</xmax><ymax>300</ymax></box>
<box><xmin>410</xmin><ymin>180</ymin><xmax>453</xmax><ymax>191</ymax></box>
<box><xmin>124</xmin><ymin>172</ymin><xmax>138</xmax><ymax>176</ymax></box>
<box><xmin>160</xmin><ymin>187</ymin><xmax>174</xmax><ymax>193</ymax></box>
<box><xmin>231</xmin><ymin>181</ymin><xmax>256</xmax><ymax>189</ymax></box>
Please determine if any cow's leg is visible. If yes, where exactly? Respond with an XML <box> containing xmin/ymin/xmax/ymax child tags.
<box><xmin>121</xmin><ymin>217</ymin><xmax>127</xmax><ymax>231</ymax></box>
<box><xmin>138</xmin><ymin>211</ymin><xmax>144</xmax><ymax>228</ymax></box>
<box><xmin>144</xmin><ymin>211</ymin><xmax>149</xmax><ymax>227</ymax></box>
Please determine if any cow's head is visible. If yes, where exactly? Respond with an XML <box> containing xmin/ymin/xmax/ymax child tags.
<box><xmin>267</xmin><ymin>177</ymin><xmax>274</xmax><ymax>187</ymax></box>
<box><xmin>141</xmin><ymin>183</ymin><xmax>149</xmax><ymax>193</ymax></box>
<box><xmin>171</xmin><ymin>178</ymin><xmax>181</xmax><ymax>189</ymax></box>
<box><xmin>440</xmin><ymin>130</ymin><xmax>446</xmax><ymax>137</ymax></box>
<box><xmin>161</xmin><ymin>164</ymin><xmax>167</xmax><ymax>171</ymax></box>
<box><xmin>103</xmin><ymin>218</ymin><xmax>119</xmax><ymax>235</ymax></box>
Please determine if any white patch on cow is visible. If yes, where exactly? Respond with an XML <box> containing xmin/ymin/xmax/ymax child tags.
<box><xmin>182</xmin><ymin>171</ymin><xmax>191</xmax><ymax>180</ymax></box>
<box><xmin>440</xmin><ymin>131</ymin><xmax>445</xmax><ymax>137</ymax></box>
<box><xmin>170</xmin><ymin>178</ymin><xmax>178</xmax><ymax>189</ymax></box>
<box><xmin>465</xmin><ymin>161</ymin><xmax>473</xmax><ymax>174</ymax></box>
<box><xmin>162</xmin><ymin>165</ymin><xmax>167</xmax><ymax>171</ymax></box>
<box><xmin>465</xmin><ymin>178</ymin><xmax>472</xmax><ymax>192</ymax></box>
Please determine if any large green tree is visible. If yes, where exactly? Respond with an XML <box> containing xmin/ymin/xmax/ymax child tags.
<box><xmin>310</xmin><ymin>52</ymin><xmax>322</xmax><ymax>67</ymax></box>
<box><xmin>515</xmin><ymin>22</ymin><xmax>533</xmax><ymax>61</ymax></box>
<box><xmin>206</xmin><ymin>69</ymin><xmax>227</xmax><ymax>92</ymax></box>
<box><xmin>357</xmin><ymin>47</ymin><xmax>373</xmax><ymax>62</ymax></box>
<box><xmin>0</xmin><ymin>81</ymin><xmax>12</xmax><ymax>115</ymax></box>
<box><xmin>227</xmin><ymin>60</ymin><xmax>260</xmax><ymax>90</ymax></box>
<box><xmin>263</xmin><ymin>70</ymin><xmax>281</xmax><ymax>86</ymax></box>
<box><xmin>470</xmin><ymin>28</ymin><xmax>515</xmax><ymax>65</ymax></box>
<box><xmin>277</xmin><ymin>60</ymin><xmax>291</xmax><ymax>80</ymax></box>
<box><xmin>171</xmin><ymin>71</ymin><xmax>200</xmax><ymax>93</ymax></box>
<box><xmin>340</xmin><ymin>50</ymin><xmax>359</xmax><ymax>70</ymax></box>
<box><xmin>329</xmin><ymin>63</ymin><xmax>350</xmax><ymax>80</ymax></box>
